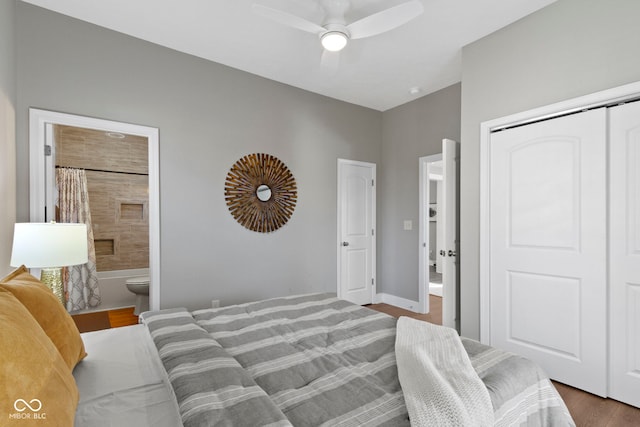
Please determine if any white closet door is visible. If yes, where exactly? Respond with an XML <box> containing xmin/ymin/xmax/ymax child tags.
<box><xmin>489</xmin><ymin>108</ymin><xmax>607</xmax><ymax>396</ymax></box>
<box><xmin>609</xmin><ymin>101</ymin><xmax>640</xmax><ymax>407</ymax></box>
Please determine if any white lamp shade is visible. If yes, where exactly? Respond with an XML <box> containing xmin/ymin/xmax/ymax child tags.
<box><xmin>10</xmin><ymin>222</ymin><xmax>89</xmax><ymax>268</ymax></box>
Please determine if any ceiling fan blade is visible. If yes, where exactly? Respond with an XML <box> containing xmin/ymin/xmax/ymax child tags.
<box><xmin>252</xmin><ymin>3</ymin><xmax>325</xmax><ymax>34</ymax></box>
<box><xmin>321</xmin><ymin>49</ymin><xmax>340</xmax><ymax>72</ymax></box>
<box><xmin>347</xmin><ymin>0</ymin><xmax>424</xmax><ymax>40</ymax></box>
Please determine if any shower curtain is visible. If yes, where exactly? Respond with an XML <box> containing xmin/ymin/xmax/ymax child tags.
<box><xmin>56</xmin><ymin>168</ymin><xmax>101</xmax><ymax>311</ymax></box>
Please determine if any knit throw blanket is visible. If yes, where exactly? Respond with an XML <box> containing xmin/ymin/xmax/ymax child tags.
<box><xmin>395</xmin><ymin>317</ymin><xmax>494</xmax><ymax>427</ymax></box>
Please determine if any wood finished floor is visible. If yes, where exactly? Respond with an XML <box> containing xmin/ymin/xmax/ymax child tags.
<box><xmin>368</xmin><ymin>295</ymin><xmax>640</xmax><ymax>427</ymax></box>
<box><xmin>71</xmin><ymin>306</ymin><xmax>138</xmax><ymax>333</ymax></box>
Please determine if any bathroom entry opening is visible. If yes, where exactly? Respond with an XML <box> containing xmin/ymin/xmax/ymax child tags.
<box><xmin>29</xmin><ymin>108</ymin><xmax>160</xmax><ymax>312</ymax></box>
<box><xmin>55</xmin><ymin>125</ymin><xmax>149</xmax><ymax>311</ymax></box>
<box><xmin>54</xmin><ymin>125</ymin><xmax>150</xmax><ymax>271</ymax></box>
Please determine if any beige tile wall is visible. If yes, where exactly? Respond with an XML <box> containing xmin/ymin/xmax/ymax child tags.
<box><xmin>55</xmin><ymin>125</ymin><xmax>149</xmax><ymax>272</ymax></box>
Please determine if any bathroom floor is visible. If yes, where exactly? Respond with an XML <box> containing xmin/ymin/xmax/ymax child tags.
<box><xmin>72</xmin><ymin>307</ymin><xmax>139</xmax><ymax>333</ymax></box>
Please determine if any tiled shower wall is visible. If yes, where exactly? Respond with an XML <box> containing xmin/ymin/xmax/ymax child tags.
<box><xmin>55</xmin><ymin>125</ymin><xmax>149</xmax><ymax>272</ymax></box>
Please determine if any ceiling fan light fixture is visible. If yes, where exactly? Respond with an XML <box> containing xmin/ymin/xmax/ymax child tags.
<box><xmin>321</xmin><ymin>31</ymin><xmax>348</xmax><ymax>52</ymax></box>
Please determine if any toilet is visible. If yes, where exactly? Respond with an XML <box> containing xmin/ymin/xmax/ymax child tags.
<box><xmin>125</xmin><ymin>276</ymin><xmax>149</xmax><ymax>315</ymax></box>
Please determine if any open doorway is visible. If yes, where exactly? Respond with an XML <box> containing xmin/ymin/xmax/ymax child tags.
<box><xmin>419</xmin><ymin>139</ymin><xmax>459</xmax><ymax>330</ymax></box>
<box><xmin>419</xmin><ymin>153</ymin><xmax>442</xmax><ymax>314</ymax></box>
<box><xmin>427</xmin><ymin>161</ymin><xmax>444</xmax><ymax>297</ymax></box>
<box><xmin>28</xmin><ymin>108</ymin><xmax>160</xmax><ymax>312</ymax></box>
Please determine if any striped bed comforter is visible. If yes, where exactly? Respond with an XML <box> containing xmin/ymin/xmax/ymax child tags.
<box><xmin>141</xmin><ymin>293</ymin><xmax>574</xmax><ymax>426</ymax></box>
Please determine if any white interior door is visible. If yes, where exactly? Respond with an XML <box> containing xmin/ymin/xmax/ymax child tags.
<box><xmin>44</xmin><ymin>123</ymin><xmax>56</xmax><ymax>222</ymax></box>
<box><xmin>488</xmin><ymin>109</ymin><xmax>608</xmax><ymax>396</ymax></box>
<box><xmin>441</xmin><ymin>139</ymin><xmax>458</xmax><ymax>329</ymax></box>
<box><xmin>337</xmin><ymin>159</ymin><xmax>376</xmax><ymax>305</ymax></box>
<box><xmin>609</xmin><ymin>101</ymin><xmax>640</xmax><ymax>407</ymax></box>
<box><xmin>436</xmin><ymin>180</ymin><xmax>444</xmax><ymax>274</ymax></box>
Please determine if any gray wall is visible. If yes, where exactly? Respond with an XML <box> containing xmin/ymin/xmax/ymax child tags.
<box><xmin>460</xmin><ymin>0</ymin><xmax>640</xmax><ymax>339</ymax></box>
<box><xmin>15</xmin><ymin>3</ymin><xmax>382</xmax><ymax>310</ymax></box>
<box><xmin>379</xmin><ymin>84</ymin><xmax>460</xmax><ymax>301</ymax></box>
<box><xmin>0</xmin><ymin>0</ymin><xmax>16</xmax><ymax>276</ymax></box>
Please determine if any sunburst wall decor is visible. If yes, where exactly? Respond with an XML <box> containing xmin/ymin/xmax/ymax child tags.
<box><xmin>224</xmin><ymin>153</ymin><xmax>297</xmax><ymax>233</ymax></box>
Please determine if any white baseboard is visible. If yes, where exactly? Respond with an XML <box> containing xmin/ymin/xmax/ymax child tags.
<box><xmin>375</xmin><ymin>293</ymin><xmax>422</xmax><ymax>313</ymax></box>
<box><xmin>429</xmin><ymin>283</ymin><xmax>443</xmax><ymax>297</ymax></box>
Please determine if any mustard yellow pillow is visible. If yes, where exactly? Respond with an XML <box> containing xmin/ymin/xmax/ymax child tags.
<box><xmin>0</xmin><ymin>288</ymin><xmax>79</xmax><ymax>426</ymax></box>
<box><xmin>0</xmin><ymin>266</ymin><xmax>87</xmax><ymax>370</ymax></box>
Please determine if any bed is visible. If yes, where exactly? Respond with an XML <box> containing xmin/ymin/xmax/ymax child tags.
<box><xmin>74</xmin><ymin>293</ymin><xmax>574</xmax><ymax>426</ymax></box>
<box><xmin>0</xmin><ymin>267</ymin><xmax>573</xmax><ymax>426</ymax></box>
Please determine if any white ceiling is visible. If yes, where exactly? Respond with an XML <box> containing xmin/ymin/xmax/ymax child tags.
<box><xmin>21</xmin><ymin>0</ymin><xmax>556</xmax><ymax>111</ymax></box>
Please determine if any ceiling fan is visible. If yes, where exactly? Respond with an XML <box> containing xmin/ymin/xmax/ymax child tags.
<box><xmin>252</xmin><ymin>0</ymin><xmax>424</xmax><ymax>66</ymax></box>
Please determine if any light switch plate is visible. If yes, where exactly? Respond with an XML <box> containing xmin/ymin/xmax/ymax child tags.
<box><xmin>403</xmin><ymin>220</ymin><xmax>412</xmax><ymax>230</ymax></box>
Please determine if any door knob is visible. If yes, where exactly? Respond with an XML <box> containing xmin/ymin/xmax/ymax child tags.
<box><xmin>342</xmin><ymin>242</ymin><xmax>349</xmax><ymax>247</ymax></box>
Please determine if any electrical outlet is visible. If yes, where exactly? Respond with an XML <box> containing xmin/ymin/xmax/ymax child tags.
<box><xmin>403</xmin><ymin>220</ymin><xmax>413</xmax><ymax>230</ymax></box>
<box><xmin>211</xmin><ymin>299</ymin><xmax>220</xmax><ymax>308</ymax></box>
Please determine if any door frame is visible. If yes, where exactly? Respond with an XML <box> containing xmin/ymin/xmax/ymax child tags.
<box><xmin>28</xmin><ymin>108</ymin><xmax>161</xmax><ymax>311</ymax></box>
<box><xmin>336</xmin><ymin>158</ymin><xmax>376</xmax><ymax>303</ymax></box>
<box><xmin>418</xmin><ymin>153</ymin><xmax>442</xmax><ymax>313</ymax></box>
<box><xmin>479</xmin><ymin>80</ymin><xmax>640</xmax><ymax>344</ymax></box>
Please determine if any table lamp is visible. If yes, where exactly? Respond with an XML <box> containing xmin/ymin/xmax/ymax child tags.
<box><xmin>10</xmin><ymin>222</ymin><xmax>89</xmax><ymax>305</ymax></box>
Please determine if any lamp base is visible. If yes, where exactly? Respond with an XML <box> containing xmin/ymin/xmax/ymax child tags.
<box><xmin>40</xmin><ymin>267</ymin><xmax>65</xmax><ymax>306</ymax></box>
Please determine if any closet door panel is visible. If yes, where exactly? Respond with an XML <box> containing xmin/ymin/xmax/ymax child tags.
<box><xmin>508</xmin><ymin>138</ymin><xmax>579</xmax><ymax>250</ymax></box>
<box><xmin>489</xmin><ymin>108</ymin><xmax>607</xmax><ymax>396</ymax></box>
<box><xmin>609</xmin><ymin>101</ymin><xmax>640</xmax><ymax>408</ymax></box>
